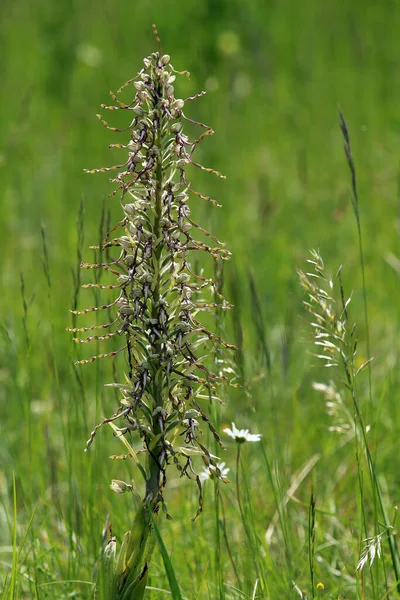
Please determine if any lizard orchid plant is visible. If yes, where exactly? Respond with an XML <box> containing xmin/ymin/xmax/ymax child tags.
<box><xmin>69</xmin><ymin>27</ymin><xmax>235</xmax><ymax>599</ymax></box>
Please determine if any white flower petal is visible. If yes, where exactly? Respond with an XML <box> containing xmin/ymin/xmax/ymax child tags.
<box><xmin>223</xmin><ymin>427</ymin><xmax>235</xmax><ymax>439</ymax></box>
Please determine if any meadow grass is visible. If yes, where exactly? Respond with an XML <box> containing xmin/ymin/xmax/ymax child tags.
<box><xmin>2</xmin><ymin>1</ymin><xmax>400</xmax><ymax>598</ymax></box>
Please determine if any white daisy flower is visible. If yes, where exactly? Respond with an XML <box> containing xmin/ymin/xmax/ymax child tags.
<box><xmin>223</xmin><ymin>422</ymin><xmax>261</xmax><ymax>443</ymax></box>
<box><xmin>199</xmin><ymin>461</ymin><xmax>230</xmax><ymax>483</ymax></box>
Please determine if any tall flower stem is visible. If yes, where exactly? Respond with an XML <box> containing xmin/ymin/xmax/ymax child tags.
<box><xmin>218</xmin><ymin>486</ymin><xmax>240</xmax><ymax>584</ymax></box>
<box><xmin>235</xmin><ymin>444</ymin><xmax>262</xmax><ymax>589</ymax></box>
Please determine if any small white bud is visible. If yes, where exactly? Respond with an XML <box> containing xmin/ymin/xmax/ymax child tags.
<box><xmin>123</xmin><ymin>203</ymin><xmax>135</xmax><ymax>216</ymax></box>
<box><xmin>124</xmin><ymin>254</ymin><xmax>135</xmax><ymax>266</ymax></box>
<box><xmin>110</xmin><ymin>479</ymin><xmax>133</xmax><ymax>494</ymax></box>
<box><xmin>137</xmin><ymin>91</ymin><xmax>148</xmax><ymax>103</ymax></box>
<box><xmin>160</xmin><ymin>71</ymin><xmax>170</xmax><ymax>83</ymax></box>
<box><xmin>170</xmin><ymin>123</ymin><xmax>183</xmax><ymax>133</ymax></box>
<box><xmin>130</xmin><ymin>288</ymin><xmax>143</xmax><ymax>299</ymax></box>
<box><xmin>134</xmin><ymin>81</ymin><xmax>146</xmax><ymax>91</ymax></box>
<box><xmin>173</xmin><ymin>99</ymin><xmax>184</xmax><ymax>110</ymax></box>
<box><xmin>184</xmin><ymin>409</ymin><xmax>200</xmax><ymax>419</ymax></box>
<box><xmin>175</xmin><ymin>158</ymin><xmax>189</xmax><ymax>169</ymax></box>
<box><xmin>181</xmin><ymin>222</ymin><xmax>191</xmax><ymax>233</ymax></box>
<box><xmin>118</xmin><ymin>236</ymin><xmax>132</xmax><ymax>250</ymax></box>
<box><xmin>118</xmin><ymin>276</ymin><xmax>130</xmax><ymax>285</ymax></box>
<box><xmin>133</xmin><ymin>105</ymin><xmax>145</xmax><ymax>116</ymax></box>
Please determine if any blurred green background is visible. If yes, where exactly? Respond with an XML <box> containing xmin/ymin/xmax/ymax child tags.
<box><xmin>2</xmin><ymin>0</ymin><xmax>400</xmax><ymax>597</ymax></box>
<box><xmin>2</xmin><ymin>0</ymin><xmax>400</xmax><ymax>331</ymax></box>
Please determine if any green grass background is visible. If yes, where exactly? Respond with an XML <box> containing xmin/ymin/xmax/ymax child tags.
<box><xmin>1</xmin><ymin>0</ymin><xmax>400</xmax><ymax>598</ymax></box>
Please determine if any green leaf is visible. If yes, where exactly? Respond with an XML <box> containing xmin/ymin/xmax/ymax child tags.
<box><xmin>148</xmin><ymin>510</ymin><xmax>183</xmax><ymax>600</ymax></box>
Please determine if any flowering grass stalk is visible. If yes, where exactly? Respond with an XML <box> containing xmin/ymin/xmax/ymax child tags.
<box><xmin>69</xmin><ymin>28</ymin><xmax>235</xmax><ymax>599</ymax></box>
<box><xmin>298</xmin><ymin>250</ymin><xmax>400</xmax><ymax>594</ymax></box>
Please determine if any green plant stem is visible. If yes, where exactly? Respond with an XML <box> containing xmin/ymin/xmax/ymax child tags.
<box><xmin>338</xmin><ymin>113</ymin><xmax>399</xmax><ymax>591</ymax></box>
<box><xmin>340</xmin><ymin>309</ymin><xmax>400</xmax><ymax>592</ymax></box>
<box><xmin>355</xmin><ymin>213</ymin><xmax>373</xmax><ymax>417</ymax></box>
<box><xmin>308</xmin><ymin>492</ymin><xmax>315</xmax><ymax>599</ymax></box>
<box><xmin>341</xmin><ymin>331</ymin><xmax>398</xmax><ymax>592</ymax></box>
<box><xmin>339</xmin><ymin>110</ymin><xmax>373</xmax><ymax>419</ymax></box>
<box><xmin>235</xmin><ymin>444</ymin><xmax>261</xmax><ymax>588</ymax></box>
<box><xmin>146</xmin><ymin>81</ymin><xmax>164</xmax><ymax>507</ymax></box>
<box><xmin>260</xmin><ymin>441</ymin><xmax>293</xmax><ymax>582</ymax></box>
<box><xmin>351</xmin><ymin>387</ymin><xmax>400</xmax><ymax>592</ymax></box>
<box><xmin>218</xmin><ymin>487</ymin><xmax>240</xmax><ymax>584</ymax></box>
<box><xmin>213</xmin><ymin>482</ymin><xmax>224</xmax><ymax>600</ymax></box>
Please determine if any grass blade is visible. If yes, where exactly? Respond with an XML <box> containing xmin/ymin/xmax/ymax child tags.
<box><xmin>148</xmin><ymin>511</ymin><xmax>183</xmax><ymax>600</ymax></box>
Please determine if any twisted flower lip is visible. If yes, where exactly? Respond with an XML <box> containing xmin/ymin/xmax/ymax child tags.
<box><xmin>223</xmin><ymin>422</ymin><xmax>261</xmax><ymax>443</ymax></box>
